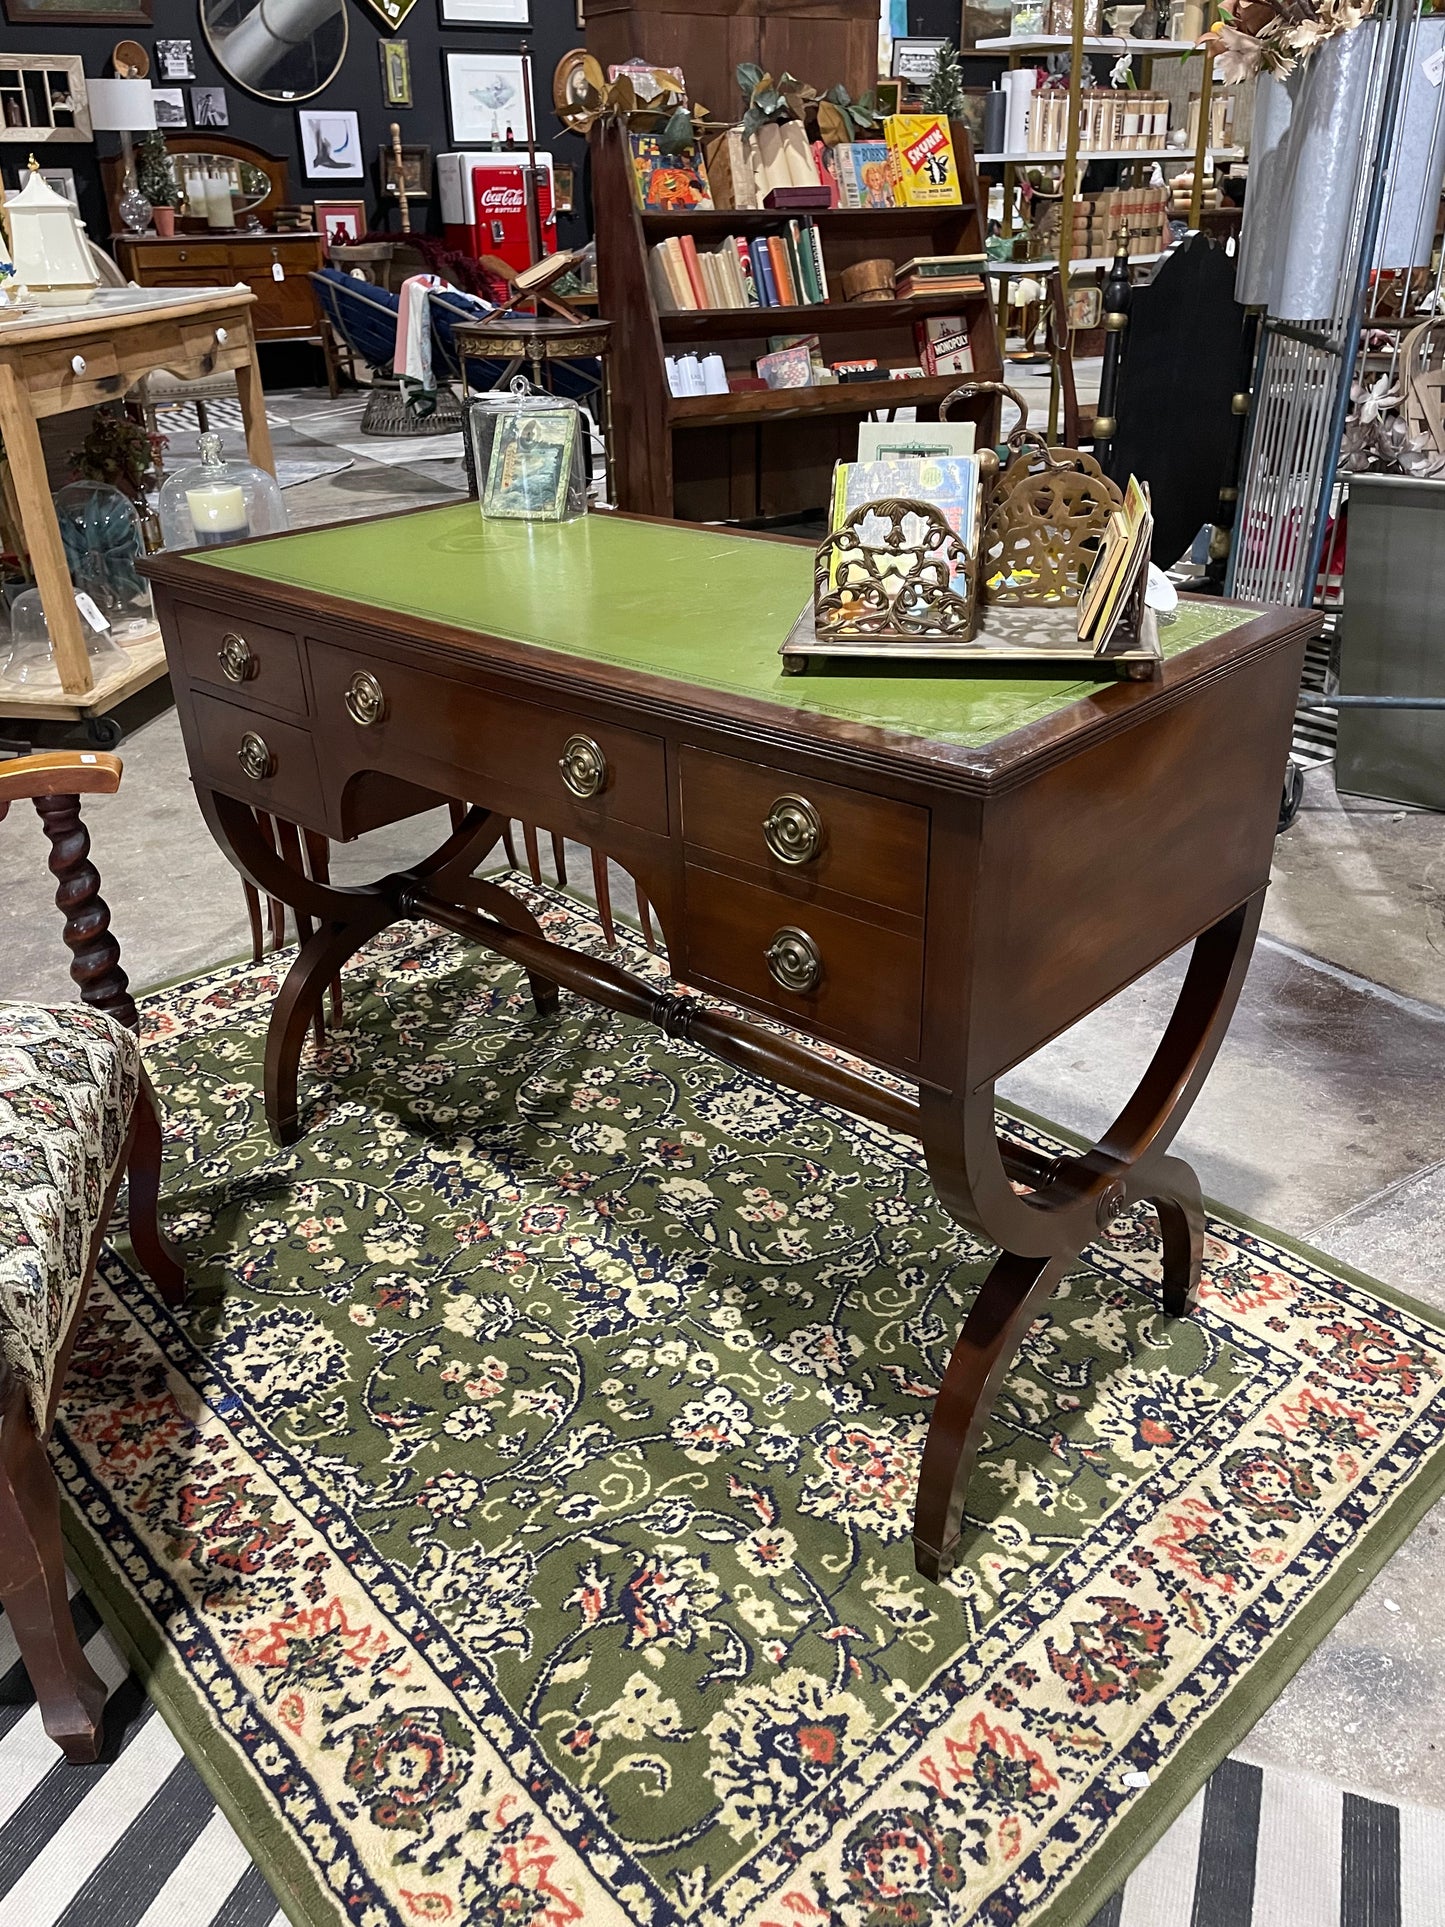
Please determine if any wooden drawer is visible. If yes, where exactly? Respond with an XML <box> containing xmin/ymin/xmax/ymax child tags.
<box><xmin>172</xmin><ymin>604</ymin><xmax>308</xmax><ymax>717</ymax></box>
<box><xmin>682</xmin><ymin>863</ymin><xmax>923</xmax><ymax>1067</ymax></box>
<box><xmin>136</xmin><ymin>269</ymin><xmax>234</xmax><ymax>288</ymax></box>
<box><xmin>309</xmin><ymin>643</ymin><xmax>669</xmax><ymax>834</ymax></box>
<box><xmin>679</xmin><ymin>746</ymin><xmax>928</xmax><ymax>918</ymax></box>
<box><xmin>143</xmin><ymin>243</ymin><xmax>234</xmax><ymax>269</ymax></box>
<box><xmin>190</xmin><ymin>691</ymin><xmax>324</xmax><ymax>824</ymax></box>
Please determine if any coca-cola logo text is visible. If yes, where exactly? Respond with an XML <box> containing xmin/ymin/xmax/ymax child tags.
<box><xmin>478</xmin><ymin>185</ymin><xmax>525</xmax><ymax>211</ymax></box>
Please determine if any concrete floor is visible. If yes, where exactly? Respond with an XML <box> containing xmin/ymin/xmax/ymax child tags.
<box><xmin>3</xmin><ymin>386</ymin><xmax>1445</xmax><ymax>1811</ymax></box>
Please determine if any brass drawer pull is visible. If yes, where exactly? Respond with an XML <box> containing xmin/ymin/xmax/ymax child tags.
<box><xmin>559</xmin><ymin>733</ymin><xmax>607</xmax><ymax>799</ymax></box>
<box><xmin>344</xmin><ymin>670</ymin><xmax>388</xmax><ymax>726</ymax></box>
<box><xmin>237</xmin><ymin>731</ymin><xmax>274</xmax><ymax>782</ymax></box>
<box><xmin>766</xmin><ymin>925</ymin><xmax>822</xmax><ymax>995</ymax></box>
<box><xmin>217</xmin><ymin>632</ymin><xmax>255</xmax><ymax>683</ymax></box>
<box><xmin>763</xmin><ymin>793</ymin><xmax>823</xmax><ymax>866</ymax></box>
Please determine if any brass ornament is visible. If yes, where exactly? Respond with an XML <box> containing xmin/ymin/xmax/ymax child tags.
<box><xmin>765</xmin><ymin>926</ymin><xmax>822</xmax><ymax>995</ymax></box>
<box><xmin>814</xmin><ymin>499</ymin><xmax>975</xmax><ymax>641</ymax></box>
<box><xmin>559</xmin><ymin>733</ymin><xmax>608</xmax><ymax>799</ymax></box>
<box><xmin>763</xmin><ymin>794</ymin><xmax>823</xmax><ymax>866</ymax></box>
<box><xmin>236</xmin><ymin>731</ymin><xmax>274</xmax><ymax>782</ymax></box>
<box><xmin>978</xmin><ymin>435</ymin><xmax>1123</xmax><ymax>608</ymax></box>
<box><xmin>217</xmin><ymin>632</ymin><xmax>255</xmax><ymax>683</ymax></box>
<box><xmin>344</xmin><ymin>671</ymin><xmax>388</xmax><ymax>727</ymax></box>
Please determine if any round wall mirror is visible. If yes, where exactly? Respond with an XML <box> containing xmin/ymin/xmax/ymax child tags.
<box><xmin>200</xmin><ymin>0</ymin><xmax>348</xmax><ymax>104</ymax></box>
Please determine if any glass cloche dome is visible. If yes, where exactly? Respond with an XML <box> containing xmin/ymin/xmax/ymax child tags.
<box><xmin>0</xmin><ymin>587</ymin><xmax>128</xmax><ymax>692</ymax></box>
<box><xmin>158</xmin><ymin>432</ymin><xmax>287</xmax><ymax>551</ymax></box>
<box><xmin>53</xmin><ymin>481</ymin><xmax>155</xmax><ymax>642</ymax></box>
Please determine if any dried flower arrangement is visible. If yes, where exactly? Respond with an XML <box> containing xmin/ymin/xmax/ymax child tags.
<box><xmin>1200</xmin><ymin>0</ymin><xmax>1376</xmax><ymax>82</ymax></box>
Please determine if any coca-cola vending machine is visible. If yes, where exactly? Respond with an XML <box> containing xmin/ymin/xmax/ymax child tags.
<box><xmin>437</xmin><ymin>152</ymin><xmax>557</xmax><ymax>276</ymax></box>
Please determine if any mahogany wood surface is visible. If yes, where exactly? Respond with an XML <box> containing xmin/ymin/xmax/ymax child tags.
<box><xmin>142</xmin><ymin>510</ymin><xmax>1316</xmax><ymax>1577</ymax></box>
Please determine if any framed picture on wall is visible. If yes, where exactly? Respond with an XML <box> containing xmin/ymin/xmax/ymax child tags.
<box><xmin>151</xmin><ymin>87</ymin><xmax>187</xmax><ymax>126</ymax></box>
<box><xmin>2</xmin><ymin>0</ymin><xmax>150</xmax><ymax>21</ymax></box>
<box><xmin>380</xmin><ymin>38</ymin><xmax>412</xmax><ymax>107</ymax></box>
<box><xmin>444</xmin><ymin>49</ymin><xmax>532</xmax><ymax>145</ymax></box>
<box><xmin>379</xmin><ymin>142</ymin><xmax>430</xmax><ymax>199</ymax></box>
<box><xmin>890</xmin><ymin>37</ymin><xmax>948</xmax><ymax>84</ymax></box>
<box><xmin>155</xmin><ymin>38</ymin><xmax>194</xmax><ymax>80</ymax></box>
<box><xmin>190</xmin><ymin>85</ymin><xmax>228</xmax><ymax>127</ymax></box>
<box><xmin>439</xmin><ymin>0</ymin><xmax>530</xmax><ymax>22</ymax></box>
<box><xmin>15</xmin><ymin>163</ymin><xmax>77</xmax><ymax>202</ymax></box>
<box><xmin>315</xmin><ymin>199</ymin><xmax>367</xmax><ymax>249</ymax></box>
<box><xmin>298</xmin><ymin>107</ymin><xmax>364</xmax><ymax>178</ymax></box>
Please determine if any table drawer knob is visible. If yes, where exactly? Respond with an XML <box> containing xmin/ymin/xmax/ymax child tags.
<box><xmin>766</xmin><ymin>926</ymin><xmax>822</xmax><ymax>996</ymax></box>
<box><xmin>71</xmin><ymin>355</ymin><xmax>86</xmax><ymax>374</ymax></box>
<box><xmin>344</xmin><ymin>670</ymin><xmax>388</xmax><ymax>726</ymax></box>
<box><xmin>237</xmin><ymin>731</ymin><xmax>274</xmax><ymax>782</ymax></box>
<box><xmin>763</xmin><ymin>793</ymin><xmax>823</xmax><ymax>866</ymax></box>
<box><xmin>559</xmin><ymin>733</ymin><xmax>607</xmax><ymax>799</ymax></box>
<box><xmin>215</xmin><ymin>326</ymin><xmax>228</xmax><ymax>344</ymax></box>
<box><xmin>217</xmin><ymin>631</ymin><xmax>255</xmax><ymax>683</ymax></box>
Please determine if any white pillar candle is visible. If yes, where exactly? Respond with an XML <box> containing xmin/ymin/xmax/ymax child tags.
<box><xmin>185</xmin><ymin>482</ymin><xmax>250</xmax><ymax>546</ymax></box>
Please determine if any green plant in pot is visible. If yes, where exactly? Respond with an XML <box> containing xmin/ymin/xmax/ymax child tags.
<box><xmin>136</xmin><ymin>129</ymin><xmax>180</xmax><ymax>236</ymax></box>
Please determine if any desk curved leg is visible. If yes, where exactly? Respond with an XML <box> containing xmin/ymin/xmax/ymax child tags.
<box><xmin>913</xmin><ymin>888</ymin><xmax>1265</xmax><ymax>1581</ymax></box>
<box><xmin>199</xmin><ymin>793</ymin><xmax>558</xmax><ymax>1145</ymax></box>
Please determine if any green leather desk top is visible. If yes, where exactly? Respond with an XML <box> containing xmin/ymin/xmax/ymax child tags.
<box><xmin>200</xmin><ymin>505</ymin><xmax>1254</xmax><ymax>752</ymax></box>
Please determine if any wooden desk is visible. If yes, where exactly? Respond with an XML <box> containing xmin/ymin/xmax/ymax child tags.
<box><xmin>0</xmin><ymin>286</ymin><xmax>273</xmax><ymax>732</ymax></box>
<box><xmin>142</xmin><ymin>507</ymin><xmax>1316</xmax><ymax>1579</ymax></box>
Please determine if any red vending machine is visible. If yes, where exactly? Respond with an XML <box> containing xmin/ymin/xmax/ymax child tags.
<box><xmin>437</xmin><ymin>153</ymin><xmax>557</xmax><ymax>275</ymax></box>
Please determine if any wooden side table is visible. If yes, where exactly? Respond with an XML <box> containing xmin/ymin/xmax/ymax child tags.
<box><xmin>453</xmin><ymin>315</ymin><xmax>614</xmax><ymax>501</ymax></box>
<box><xmin>0</xmin><ymin>285</ymin><xmax>273</xmax><ymax>741</ymax></box>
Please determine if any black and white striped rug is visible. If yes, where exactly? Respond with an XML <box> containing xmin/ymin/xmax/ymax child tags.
<box><xmin>2</xmin><ymin>1581</ymin><xmax>1439</xmax><ymax>1927</ymax></box>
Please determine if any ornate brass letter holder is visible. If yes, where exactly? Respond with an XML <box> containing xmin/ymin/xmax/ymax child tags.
<box><xmin>781</xmin><ymin>383</ymin><xmax>1162</xmax><ymax>679</ymax></box>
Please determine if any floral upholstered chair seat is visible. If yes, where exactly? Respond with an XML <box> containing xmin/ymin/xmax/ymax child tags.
<box><xmin>0</xmin><ymin>1003</ymin><xmax>139</xmax><ymax>1432</ymax></box>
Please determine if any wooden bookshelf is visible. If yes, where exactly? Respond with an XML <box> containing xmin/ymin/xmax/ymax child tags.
<box><xmin>592</xmin><ymin>116</ymin><xmax>1004</xmax><ymax>523</ymax></box>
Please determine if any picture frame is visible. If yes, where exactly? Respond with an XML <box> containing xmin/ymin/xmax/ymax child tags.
<box><xmin>358</xmin><ymin>0</ymin><xmax>418</xmax><ymax>24</ymax></box>
<box><xmin>2</xmin><ymin>0</ymin><xmax>150</xmax><ymax>22</ymax></box>
<box><xmin>482</xmin><ymin>407</ymin><xmax>578</xmax><ymax>520</ymax></box>
<box><xmin>873</xmin><ymin>78</ymin><xmax>903</xmax><ymax>119</ymax></box>
<box><xmin>552</xmin><ymin>160</ymin><xmax>575</xmax><ymax>214</ymax></box>
<box><xmin>298</xmin><ymin>106</ymin><xmax>364</xmax><ymax>179</ymax></box>
<box><xmin>190</xmin><ymin>84</ymin><xmax>228</xmax><ymax>128</ymax></box>
<box><xmin>379</xmin><ymin>142</ymin><xmax>430</xmax><ymax>199</ymax></box>
<box><xmin>151</xmin><ymin>87</ymin><xmax>187</xmax><ymax>127</ymax></box>
<box><xmin>17</xmin><ymin>162</ymin><xmax>76</xmax><ymax>202</ymax></box>
<box><xmin>439</xmin><ymin>0</ymin><xmax>529</xmax><ymax>22</ymax></box>
<box><xmin>890</xmin><ymin>36</ymin><xmax>948</xmax><ymax>83</ymax></box>
<box><xmin>379</xmin><ymin>37</ymin><xmax>412</xmax><ymax>108</ymax></box>
<box><xmin>154</xmin><ymin>37</ymin><xmax>194</xmax><ymax>81</ymax></box>
<box><xmin>443</xmin><ymin>49</ymin><xmax>532</xmax><ymax>147</ymax></box>
<box><xmin>315</xmin><ymin>198</ymin><xmax>367</xmax><ymax>249</ymax></box>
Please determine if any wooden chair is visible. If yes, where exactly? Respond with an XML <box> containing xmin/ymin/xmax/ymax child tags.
<box><xmin>0</xmin><ymin>751</ymin><xmax>186</xmax><ymax>1762</ymax></box>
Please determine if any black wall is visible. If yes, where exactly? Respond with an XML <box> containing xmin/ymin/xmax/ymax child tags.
<box><xmin>3</xmin><ymin>0</ymin><xmax>590</xmax><ymax>256</ymax></box>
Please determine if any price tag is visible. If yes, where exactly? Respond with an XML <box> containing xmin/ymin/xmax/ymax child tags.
<box><xmin>272</xmin><ymin>260</ymin><xmax>286</xmax><ymax>281</ymax></box>
<box><xmin>74</xmin><ymin>592</ymin><xmax>110</xmax><ymax>634</ymax></box>
<box><xmin>1424</xmin><ymin>44</ymin><xmax>1445</xmax><ymax>84</ymax></box>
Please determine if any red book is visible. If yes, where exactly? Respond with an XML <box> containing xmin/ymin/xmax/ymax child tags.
<box><xmin>677</xmin><ymin>234</ymin><xmax>708</xmax><ymax>309</ymax></box>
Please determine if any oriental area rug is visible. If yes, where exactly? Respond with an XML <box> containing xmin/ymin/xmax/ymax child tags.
<box><xmin>52</xmin><ymin>882</ymin><xmax>1445</xmax><ymax>1927</ymax></box>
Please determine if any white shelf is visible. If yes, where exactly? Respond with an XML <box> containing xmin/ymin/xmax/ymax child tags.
<box><xmin>975</xmin><ymin>146</ymin><xmax>1244</xmax><ymax>164</ymax></box>
<box><xmin>975</xmin><ymin>33</ymin><xmax>1192</xmax><ymax>53</ymax></box>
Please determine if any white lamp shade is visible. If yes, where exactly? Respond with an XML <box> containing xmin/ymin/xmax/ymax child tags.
<box><xmin>86</xmin><ymin>78</ymin><xmax>157</xmax><ymax>133</ymax></box>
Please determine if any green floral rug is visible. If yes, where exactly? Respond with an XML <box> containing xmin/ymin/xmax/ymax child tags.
<box><xmin>54</xmin><ymin>881</ymin><xmax>1445</xmax><ymax>1927</ymax></box>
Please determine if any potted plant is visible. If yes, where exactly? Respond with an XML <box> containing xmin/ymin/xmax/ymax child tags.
<box><xmin>136</xmin><ymin>129</ymin><xmax>180</xmax><ymax>237</ymax></box>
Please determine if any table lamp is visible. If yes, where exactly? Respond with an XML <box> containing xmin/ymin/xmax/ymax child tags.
<box><xmin>1</xmin><ymin>158</ymin><xmax>99</xmax><ymax>306</ymax></box>
<box><xmin>87</xmin><ymin>76</ymin><xmax>158</xmax><ymax>234</ymax></box>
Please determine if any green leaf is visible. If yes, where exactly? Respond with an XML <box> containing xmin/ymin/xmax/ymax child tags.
<box><xmin>736</xmin><ymin>61</ymin><xmax>764</xmax><ymax>98</ymax></box>
<box><xmin>656</xmin><ymin>105</ymin><xmax>696</xmax><ymax>156</ymax></box>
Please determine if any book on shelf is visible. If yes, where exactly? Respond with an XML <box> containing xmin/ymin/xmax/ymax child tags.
<box><xmin>630</xmin><ymin>130</ymin><xmax>713</xmax><ymax>212</ymax></box>
<box><xmin>858</xmin><ymin>419</ymin><xmax>976</xmax><ymax>460</ymax></box>
<box><xmin>885</xmin><ymin>116</ymin><xmax>963</xmax><ymax>208</ymax></box>
<box><xmin>829</xmin><ymin>455</ymin><xmax>981</xmax><ymax>591</ymax></box>
<box><xmin>757</xmin><ymin>343</ymin><xmax>814</xmax><ymax>389</ymax></box>
<box><xmin>834</xmin><ymin>140</ymin><xmax>895</xmax><ymax>209</ymax></box>
<box><xmin>897</xmin><ymin>254</ymin><xmax>988</xmax><ymax>280</ymax></box>
<box><xmin>1077</xmin><ymin>476</ymin><xmax>1152</xmax><ymax>649</ymax></box>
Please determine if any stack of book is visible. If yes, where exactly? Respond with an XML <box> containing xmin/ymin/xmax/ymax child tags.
<box><xmin>895</xmin><ymin>254</ymin><xmax>987</xmax><ymax>300</ymax></box>
<box><xmin>1077</xmin><ymin>477</ymin><xmax>1153</xmax><ymax>651</ymax></box>
<box><xmin>1068</xmin><ymin>186</ymin><xmax>1171</xmax><ymax>261</ymax></box>
<box><xmin>648</xmin><ymin>221</ymin><xmax>831</xmax><ymax>311</ymax></box>
<box><xmin>1027</xmin><ymin>89</ymin><xmax>1171</xmax><ymax>153</ymax></box>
